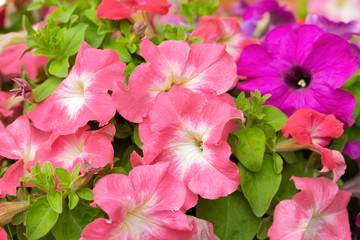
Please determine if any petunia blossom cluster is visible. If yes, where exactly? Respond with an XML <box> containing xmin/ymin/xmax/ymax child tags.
<box><xmin>0</xmin><ymin>0</ymin><xmax>359</xmax><ymax>239</ymax></box>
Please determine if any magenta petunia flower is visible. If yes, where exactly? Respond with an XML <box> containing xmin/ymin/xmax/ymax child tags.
<box><xmin>135</xmin><ymin>86</ymin><xmax>243</xmax><ymax>208</ymax></box>
<box><xmin>305</xmin><ymin>14</ymin><xmax>360</xmax><ymax>40</ymax></box>
<box><xmin>268</xmin><ymin>177</ymin><xmax>351</xmax><ymax>240</ymax></box>
<box><xmin>28</xmin><ymin>41</ymin><xmax>125</xmax><ymax>135</ymax></box>
<box><xmin>81</xmin><ymin>163</ymin><xmax>195</xmax><ymax>240</ymax></box>
<box><xmin>237</xmin><ymin>24</ymin><xmax>357</xmax><ymax>125</ymax></box>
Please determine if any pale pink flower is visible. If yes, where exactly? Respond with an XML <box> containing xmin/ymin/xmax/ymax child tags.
<box><xmin>276</xmin><ymin>108</ymin><xmax>346</xmax><ymax>181</ymax></box>
<box><xmin>28</xmin><ymin>41</ymin><xmax>125</xmax><ymax>135</ymax></box>
<box><xmin>0</xmin><ymin>44</ymin><xmax>48</xmax><ymax>80</ymax></box>
<box><xmin>81</xmin><ymin>163</ymin><xmax>195</xmax><ymax>240</ymax></box>
<box><xmin>268</xmin><ymin>176</ymin><xmax>351</xmax><ymax>240</ymax></box>
<box><xmin>32</xmin><ymin>124</ymin><xmax>115</xmax><ymax>173</ymax></box>
<box><xmin>0</xmin><ymin>115</ymin><xmax>50</xmax><ymax>197</ymax></box>
<box><xmin>112</xmin><ymin>37</ymin><xmax>237</xmax><ymax>123</ymax></box>
<box><xmin>192</xmin><ymin>16</ymin><xmax>259</xmax><ymax>61</ymax></box>
<box><xmin>135</xmin><ymin>86</ymin><xmax>243</xmax><ymax>208</ymax></box>
<box><xmin>187</xmin><ymin>216</ymin><xmax>220</xmax><ymax>240</ymax></box>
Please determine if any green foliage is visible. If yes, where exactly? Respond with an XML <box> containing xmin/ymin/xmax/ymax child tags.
<box><xmin>51</xmin><ymin>203</ymin><xmax>97</xmax><ymax>240</ymax></box>
<box><xmin>238</xmin><ymin>154</ymin><xmax>282</xmax><ymax>217</ymax></box>
<box><xmin>176</xmin><ymin>0</ymin><xmax>219</xmax><ymax>27</ymax></box>
<box><xmin>26</xmin><ymin>196</ymin><xmax>59</xmax><ymax>240</ymax></box>
<box><xmin>21</xmin><ymin>162</ymin><xmax>56</xmax><ymax>193</ymax></box>
<box><xmin>33</xmin><ymin>76</ymin><xmax>62</xmax><ymax>102</ymax></box>
<box><xmin>232</xmin><ymin>127</ymin><xmax>266</xmax><ymax>172</ymax></box>
<box><xmin>196</xmin><ymin>192</ymin><xmax>260</xmax><ymax>240</ymax></box>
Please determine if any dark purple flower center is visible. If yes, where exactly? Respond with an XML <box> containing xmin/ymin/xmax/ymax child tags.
<box><xmin>283</xmin><ymin>65</ymin><xmax>312</xmax><ymax>89</ymax></box>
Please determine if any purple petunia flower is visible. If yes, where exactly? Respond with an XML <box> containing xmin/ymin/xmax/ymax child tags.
<box><xmin>305</xmin><ymin>14</ymin><xmax>360</xmax><ymax>40</ymax></box>
<box><xmin>237</xmin><ymin>24</ymin><xmax>357</xmax><ymax>125</ymax></box>
<box><xmin>239</xmin><ymin>0</ymin><xmax>296</xmax><ymax>38</ymax></box>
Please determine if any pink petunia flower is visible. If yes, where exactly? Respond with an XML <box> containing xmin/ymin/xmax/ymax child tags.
<box><xmin>81</xmin><ymin>163</ymin><xmax>195</xmax><ymax>240</ymax></box>
<box><xmin>276</xmin><ymin>108</ymin><xmax>346</xmax><ymax>181</ymax></box>
<box><xmin>187</xmin><ymin>216</ymin><xmax>220</xmax><ymax>240</ymax></box>
<box><xmin>0</xmin><ymin>228</ymin><xmax>7</xmax><ymax>239</ymax></box>
<box><xmin>237</xmin><ymin>24</ymin><xmax>357</xmax><ymax>125</ymax></box>
<box><xmin>135</xmin><ymin>86</ymin><xmax>243</xmax><ymax>208</ymax></box>
<box><xmin>32</xmin><ymin>124</ymin><xmax>115</xmax><ymax>173</ymax></box>
<box><xmin>96</xmin><ymin>0</ymin><xmax>170</xmax><ymax>20</ymax></box>
<box><xmin>268</xmin><ymin>176</ymin><xmax>351</xmax><ymax>240</ymax></box>
<box><xmin>0</xmin><ymin>44</ymin><xmax>48</xmax><ymax>80</ymax></box>
<box><xmin>113</xmin><ymin>37</ymin><xmax>237</xmax><ymax>123</ymax></box>
<box><xmin>192</xmin><ymin>16</ymin><xmax>259</xmax><ymax>62</ymax></box>
<box><xmin>0</xmin><ymin>115</ymin><xmax>50</xmax><ymax>197</ymax></box>
<box><xmin>28</xmin><ymin>41</ymin><xmax>125</xmax><ymax>135</ymax></box>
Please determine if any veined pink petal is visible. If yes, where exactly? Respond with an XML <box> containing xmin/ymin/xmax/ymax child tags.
<box><xmin>85</xmin><ymin>163</ymin><xmax>193</xmax><ymax>240</ymax></box>
<box><xmin>0</xmin><ymin>115</ymin><xmax>50</xmax><ymax>163</ymax></box>
<box><xmin>140</xmin><ymin>86</ymin><xmax>241</xmax><ymax>200</ymax></box>
<box><xmin>33</xmin><ymin>125</ymin><xmax>115</xmax><ymax>173</ymax></box>
<box><xmin>113</xmin><ymin>38</ymin><xmax>237</xmax><ymax>123</ymax></box>
<box><xmin>96</xmin><ymin>0</ymin><xmax>170</xmax><ymax>20</ymax></box>
<box><xmin>28</xmin><ymin>41</ymin><xmax>125</xmax><ymax>134</ymax></box>
<box><xmin>193</xmin><ymin>16</ymin><xmax>259</xmax><ymax>61</ymax></box>
<box><xmin>268</xmin><ymin>177</ymin><xmax>351</xmax><ymax>240</ymax></box>
<box><xmin>0</xmin><ymin>160</ymin><xmax>24</xmax><ymax>197</ymax></box>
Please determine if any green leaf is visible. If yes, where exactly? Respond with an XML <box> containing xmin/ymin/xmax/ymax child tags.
<box><xmin>133</xmin><ymin>124</ymin><xmax>143</xmax><ymax>149</ymax></box>
<box><xmin>276</xmin><ymin>153</ymin><xmax>315</xmax><ymax>200</ymax></box>
<box><xmin>115</xmin><ymin>122</ymin><xmax>133</xmax><ymax>138</ymax></box>
<box><xmin>41</xmin><ymin>161</ymin><xmax>54</xmax><ymax>176</ymax></box>
<box><xmin>239</xmin><ymin>154</ymin><xmax>282</xmax><ymax>217</ymax></box>
<box><xmin>52</xmin><ymin>2</ymin><xmax>78</xmax><ymax>23</ymax></box>
<box><xmin>26</xmin><ymin>196</ymin><xmax>59</xmax><ymax>240</ymax></box>
<box><xmin>272</xmin><ymin>153</ymin><xmax>283</xmax><ymax>174</ymax></box>
<box><xmin>330</xmin><ymin>134</ymin><xmax>348</xmax><ymax>152</ymax></box>
<box><xmin>17</xmin><ymin>224</ymin><xmax>27</xmax><ymax>240</ymax></box>
<box><xmin>51</xmin><ymin>203</ymin><xmax>97</xmax><ymax>240</ymax></box>
<box><xmin>23</xmin><ymin>15</ymin><xmax>36</xmax><ymax>35</ymax></box>
<box><xmin>84</xmin><ymin>25</ymin><xmax>105</xmax><ymax>48</ymax></box>
<box><xmin>120</xmin><ymin>20</ymin><xmax>131</xmax><ymax>36</ymax></box>
<box><xmin>61</xmin><ymin>23</ymin><xmax>88</xmax><ymax>57</ymax></box>
<box><xmin>47</xmin><ymin>191</ymin><xmax>63</xmax><ymax>214</ymax></box>
<box><xmin>253</xmin><ymin>105</ymin><xmax>288</xmax><ymax>131</ymax></box>
<box><xmin>76</xmin><ymin>188</ymin><xmax>94</xmax><ymax>201</ymax></box>
<box><xmin>103</xmin><ymin>39</ymin><xmax>132</xmax><ymax>63</ymax></box>
<box><xmin>233</xmin><ymin>127</ymin><xmax>265</xmax><ymax>172</ymax></box>
<box><xmin>33</xmin><ymin>76</ymin><xmax>62</xmax><ymax>102</ymax></box>
<box><xmin>279</xmin><ymin>151</ymin><xmax>297</xmax><ymax>164</ymax></box>
<box><xmin>24</xmin><ymin>101</ymin><xmax>37</xmax><ymax>114</ymax></box>
<box><xmin>33</xmin><ymin>48</ymin><xmax>56</xmax><ymax>58</ymax></box>
<box><xmin>12</xmin><ymin>210</ymin><xmax>26</xmax><ymax>225</ymax></box>
<box><xmin>196</xmin><ymin>192</ymin><xmax>260</xmax><ymax>240</ymax></box>
<box><xmin>55</xmin><ymin>168</ymin><xmax>72</xmax><ymax>185</ymax></box>
<box><xmin>71</xmin><ymin>164</ymin><xmax>82</xmax><ymax>180</ymax></box>
<box><xmin>257</xmin><ymin>217</ymin><xmax>273</xmax><ymax>239</ymax></box>
<box><xmin>27</xmin><ymin>2</ymin><xmax>44</xmax><ymax>11</ymax></box>
<box><xmin>68</xmin><ymin>192</ymin><xmax>79</xmax><ymax>210</ymax></box>
<box><xmin>49</xmin><ymin>57</ymin><xmax>69</xmax><ymax>78</ymax></box>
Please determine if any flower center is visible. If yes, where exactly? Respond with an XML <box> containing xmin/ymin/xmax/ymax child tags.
<box><xmin>283</xmin><ymin>65</ymin><xmax>312</xmax><ymax>89</ymax></box>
